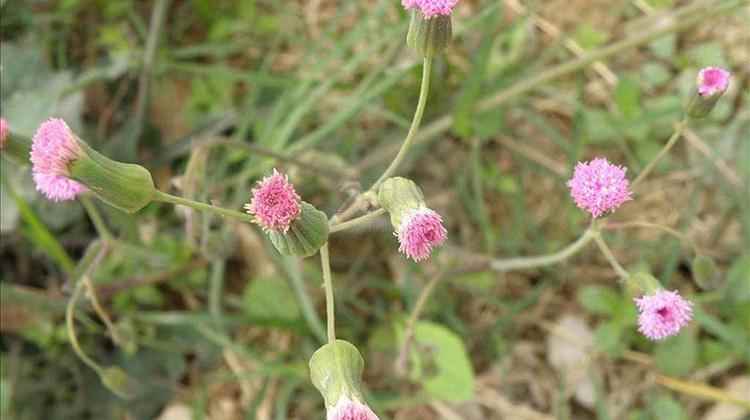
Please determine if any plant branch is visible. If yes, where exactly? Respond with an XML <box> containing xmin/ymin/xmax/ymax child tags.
<box><xmin>330</xmin><ymin>208</ymin><xmax>386</xmax><ymax>233</ymax></box>
<box><xmin>593</xmin><ymin>234</ymin><xmax>630</xmax><ymax>280</ymax></box>
<box><xmin>632</xmin><ymin>119</ymin><xmax>688</xmax><ymax>189</ymax></box>
<box><xmin>490</xmin><ymin>224</ymin><xmax>596</xmax><ymax>272</ymax></box>
<box><xmin>320</xmin><ymin>243</ymin><xmax>336</xmax><ymax>344</ymax></box>
<box><xmin>153</xmin><ymin>190</ymin><xmax>253</xmax><ymax>223</ymax></box>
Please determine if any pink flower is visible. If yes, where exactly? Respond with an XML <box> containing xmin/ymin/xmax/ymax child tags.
<box><xmin>402</xmin><ymin>0</ymin><xmax>458</xmax><ymax>18</ymax></box>
<box><xmin>567</xmin><ymin>157</ymin><xmax>633</xmax><ymax>218</ymax></box>
<box><xmin>30</xmin><ymin>118</ymin><xmax>87</xmax><ymax>202</ymax></box>
<box><xmin>697</xmin><ymin>67</ymin><xmax>730</xmax><ymax>97</ymax></box>
<box><xmin>635</xmin><ymin>290</ymin><xmax>693</xmax><ymax>341</ymax></box>
<box><xmin>244</xmin><ymin>169</ymin><xmax>301</xmax><ymax>232</ymax></box>
<box><xmin>0</xmin><ymin>118</ymin><xmax>8</xmax><ymax>149</ymax></box>
<box><xmin>397</xmin><ymin>207</ymin><xmax>447</xmax><ymax>262</ymax></box>
<box><xmin>327</xmin><ymin>398</ymin><xmax>379</xmax><ymax>420</ymax></box>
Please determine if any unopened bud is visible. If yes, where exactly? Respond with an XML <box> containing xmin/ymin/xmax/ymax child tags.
<box><xmin>687</xmin><ymin>67</ymin><xmax>731</xmax><ymax>119</ymax></box>
<box><xmin>377</xmin><ymin>177</ymin><xmax>425</xmax><ymax>228</ymax></box>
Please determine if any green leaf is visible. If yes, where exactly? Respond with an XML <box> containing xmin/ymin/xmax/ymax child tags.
<box><xmin>594</xmin><ymin>320</ymin><xmax>624</xmax><ymax>356</ymax></box>
<box><xmin>725</xmin><ymin>255</ymin><xmax>750</xmax><ymax>304</ymax></box>
<box><xmin>615</xmin><ymin>77</ymin><xmax>642</xmax><ymax>120</ymax></box>
<box><xmin>578</xmin><ymin>286</ymin><xmax>620</xmax><ymax>316</ymax></box>
<box><xmin>401</xmin><ymin>321</ymin><xmax>475</xmax><ymax>402</ymax></box>
<box><xmin>573</xmin><ymin>23</ymin><xmax>608</xmax><ymax>50</ymax></box>
<box><xmin>243</xmin><ymin>277</ymin><xmax>300</xmax><ymax>322</ymax></box>
<box><xmin>691</xmin><ymin>255</ymin><xmax>721</xmax><ymax>290</ymax></box>
<box><xmin>649</xmin><ymin>394</ymin><xmax>686</xmax><ymax>420</ymax></box>
<box><xmin>654</xmin><ymin>332</ymin><xmax>697</xmax><ymax>376</ymax></box>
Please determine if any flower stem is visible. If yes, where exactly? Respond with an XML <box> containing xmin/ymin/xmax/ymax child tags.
<box><xmin>490</xmin><ymin>224</ymin><xmax>596</xmax><ymax>271</ymax></box>
<box><xmin>370</xmin><ymin>56</ymin><xmax>433</xmax><ymax>192</ymax></box>
<box><xmin>593</xmin><ymin>233</ymin><xmax>629</xmax><ymax>281</ymax></box>
<box><xmin>631</xmin><ymin>118</ymin><xmax>688</xmax><ymax>189</ymax></box>
<box><xmin>320</xmin><ymin>243</ymin><xmax>336</xmax><ymax>344</ymax></box>
<box><xmin>330</xmin><ymin>208</ymin><xmax>386</xmax><ymax>233</ymax></box>
<box><xmin>153</xmin><ymin>190</ymin><xmax>253</xmax><ymax>223</ymax></box>
<box><xmin>81</xmin><ymin>196</ymin><xmax>113</xmax><ymax>242</ymax></box>
<box><xmin>67</xmin><ymin>279</ymin><xmax>102</xmax><ymax>374</ymax></box>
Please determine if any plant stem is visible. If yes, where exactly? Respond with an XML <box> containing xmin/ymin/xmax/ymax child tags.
<box><xmin>66</xmin><ymin>280</ymin><xmax>102</xmax><ymax>374</ymax></box>
<box><xmin>330</xmin><ymin>208</ymin><xmax>386</xmax><ymax>233</ymax></box>
<box><xmin>632</xmin><ymin>119</ymin><xmax>688</xmax><ymax>189</ymax></box>
<box><xmin>83</xmin><ymin>276</ymin><xmax>123</xmax><ymax>346</ymax></box>
<box><xmin>490</xmin><ymin>224</ymin><xmax>596</xmax><ymax>271</ymax></box>
<box><xmin>593</xmin><ymin>233</ymin><xmax>629</xmax><ymax>281</ymax></box>
<box><xmin>80</xmin><ymin>196</ymin><xmax>113</xmax><ymax>242</ymax></box>
<box><xmin>370</xmin><ymin>56</ymin><xmax>433</xmax><ymax>192</ymax></box>
<box><xmin>153</xmin><ymin>190</ymin><xmax>253</xmax><ymax>223</ymax></box>
<box><xmin>604</xmin><ymin>221</ymin><xmax>700</xmax><ymax>255</ymax></box>
<box><xmin>320</xmin><ymin>243</ymin><xmax>336</xmax><ymax>344</ymax></box>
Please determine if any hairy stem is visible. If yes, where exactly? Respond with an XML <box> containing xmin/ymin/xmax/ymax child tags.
<box><xmin>320</xmin><ymin>243</ymin><xmax>336</xmax><ymax>344</ymax></box>
<box><xmin>370</xmin><ymin>56</ymin><xmax>433</xmax><ymax>191</ymax></box>
<box><xmin>153</xmin><ymin>190</ymin><xmax>253</xmax><ymax>223</ymax></box>
<box><xmin>490</xmin><ymin>224</ymin><xmax>596</xmax><ymax>271</ymax></box>
<box><xmin>593</xmin><ymin>234</ymin><xmax>629</xmax><ymax>280</ymax></box>
<box><xmin>632</xmin><ymin>119</ymin><xmax>688</xmax><ymax>189</ymax></box>
<box><xmin>330</xmin><ymin>208</ymin><xmax>386</xmax><ymax>233</ymax></box>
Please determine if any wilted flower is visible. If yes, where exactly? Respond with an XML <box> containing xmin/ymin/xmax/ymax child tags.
<box><xmin>245</xmin><ymin>169</ymin><xmax>302</xmax><ymax>232</ymax></box>
<box><xmin>567</xmin><ymin>157</ymin><xmax>633</xmax><ymax>218</ymax></box>
<box><xmin>402</xmin><ymin>0</ymin><xmax>459</xmax><ymax>18</ymax></box>
<box><xmin>397</xmin><ymin>207</ymin><xmax>447</xmax><ymax>262</ymax></box>
<box><xmin>327</xmin><ymin>397</ymin><xmax>380</xmax><ymax>420</ymax></box>
<box><xmin>30</xmin><ymin>118</ymin><xmax>88</xmax><ymax>201</ymax></box>
<box><xmin>697</xmin><ymin>67</ymin><xmax>730</xmax><ymax>97</ymax></box>
<box><xmin>0</xmin><ymin>118</ymin><xmax>8</xmax><ymax>149</ymax></box>
<box><xmin>635</xmin><ymin>289</ymin><xmax>693</xmax><ymax>341</ymax></box>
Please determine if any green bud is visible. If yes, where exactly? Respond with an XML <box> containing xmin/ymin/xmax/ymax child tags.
<box><xmin>686</xmin><ymin>92</ymin><xmax>723</xmax><ymax>119</ymax></box>
<box><xmin>70</xmin><ymin>140</ymin><xmax>155</xmax><ymax>213</ymax></box>
<box><xmin>406</xmin><ymin>11</ymin><xmax>452</xmax><ymax>58</ymax></box>
<box><xmin>99</xmin><ymin>366</ymin><xmax>139</xmax><ymax>399</ymax></box>
<box><xmin>309</xmin><ymin>340</ymin><xmax>365</xmax><ymax>408</ymax></box>
<box><xmin>626</xmin><ymin>272</ymin><xmax>662</xmax><ymax>297</ymax></box>
<box><xmin>377</xmin><ymin>177</ymin><xmax>425</xmax><ymax>228</ymax></box>
<box><xmin>1</xmin><ymin>132</ymin><xmax>32</xmax><ymax>166</ymax></box>
<box><xmin>268</xmin><ymin>202</ymin><xmax>329</xmax><ymax>257</ymax></box>
<box><xmin>692</xmin><ymin>255</ymin><xmax>721</xmax><ymax>290</ymax></box>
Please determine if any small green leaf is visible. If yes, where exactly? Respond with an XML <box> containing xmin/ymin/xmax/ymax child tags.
<box><xmin>615</xmin><ymin>77</ymin><xmax>642</xmax><ymax>120</ymax></box>
<box><xmin>594</xmin><ymin>321</ymin><xmax>624</xmax><ymax>356</ymax></box>
<box><xmin>691</xmin><ymin>255</ymin><xmax>721</xmax><ymax>290</ymax></box>
<box><xmin>400</xmin><ymin>321</ymin><xmax>475</xmax><ymax>402</ymax></box>
<box><xmin>243</xmin><ymin>277</ymin><xmax>300</xmax><ymax>322</ymax></box>
<box><xmin>725</xmin><ymin>255</ymin><xmax>750</xmax><ymax>304</ymax></box>
<box><xmin>578</xmin><ymin>286</ymin><xmax>620</xmax><ymax>316</ymax></box>
<box><xmin>654</xmin><ymin>332</ymin><xmax>697</xmax><ymax>376</ymax></box>
<box><xmin>649</xmin><ymin>394</ymin><xmax>686</xmax><ymax>420</ymax></box>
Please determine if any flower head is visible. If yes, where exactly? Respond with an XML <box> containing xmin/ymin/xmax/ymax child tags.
<box><xmin>0</xmin><ymin>118</ymin><xmax>8</xmax><ymax>149</ymax></box>
<box><xmin>567</xmin><ymin>157</ymin><xmax>632</xmax><ymax>218</ymax></box>
<box><xmin>30</xmin><ymin>118</ymin><xmax>87</xmax><ymax>201</ymax></box>
<box><xmin>397</xmin><ymin>207</ymin><xmax>447</xmax><ymax>262</ymax></box>
<box><xmin>402</xmin><ymin>0</ymin><xmax>458</xmax><ymax>19</ymax></box>
<box><xmin>327</xmin><ymin>397</ymin><xmax>379</xmax><ymax>420</ymax></box>
<box><xmin>635</xmin><ymin>290</ymin><xmax>693</xmax><ymax>341</ymax></box>
<box><xmin>245</xmin><ymin>169</ymin><xmax>301</xmax><ymax>232</ymax></box>
<box><xmin>697</xmin><ymin>67</ymin><xmax>730</xmax><ymax>97</ymax></box>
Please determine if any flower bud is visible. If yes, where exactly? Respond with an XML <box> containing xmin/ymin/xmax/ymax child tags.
<box><xmin>31</xmin><ymin>118</ymin><xmax>156</xmax><ymax>211</ymax></box>
<box><xmin>378</xmin><ymin>177</ymin><xmax>447</xmax><ymax>262</ymax></box>
<box><xmin>0</xmin><ymin>119</ymin><xmax>32</xmax><ymax>165</ymax></box>
<box><xmin>99</xmin><ymin>366</ymin><xmax>139</xmax><ymax>399</ymax></box>
<box><xmin>309</xmin><ymin>340</ymin><xmax>379</xmax><ymax>420</ymax></box>
<box><xmin>406</xmin><ymin>11</ymin><xmax>452</xmax><ymax>58</ymax></box>
<box><xmin>687</xmin><ymin>67</ymin><xmax>731</xmax><ymax>119</ymax></box>
<box><xmin>70</xmin><ymin>141</ymin><xmax>156</xmax><ymax>213</ymax></box>
<box><xmin>267</xmin><ymin>201</ymin><xmax>329</xmax><ymax>257</ymax></box>
<box><xmin>691</xmin><ymin>254</ymin><xmax>721</xmax><ymax>290</ymax></box>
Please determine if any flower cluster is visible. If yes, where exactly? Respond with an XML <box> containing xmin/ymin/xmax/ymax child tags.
<box><xmin>635</xmin><ymin>290</ymin><xmax>693</xmax><ymax>341</ymax></box>
<box><xmin>245</xmin><ymin>169</ymin><xmax>302</xmax><ymax>232</ymax></box>
<box><xmin>327</xmin><ymin>398</ymin><xmax>380</xmax><ymax>420</ymax></box>
<box><xmin>397</xmin><ymin>207</ymin><xmax>447</xmax><ymax>262</ymax></box>
<box><xmin>0</xmin><ymin>118</ymin><xmax>8</xmax><ymax>149</ymax></box>
<box><xmin>402</xmin><ymin>0</ymin><xmax>459</xmax><ymax>18</ymax></box>
<box><xmin>567</xmin><ymin>157</ymin><xmax>633</xmax><ymax>218</ymax></box>
<box><xmin>697</xmin><ymin>67</ymin><xmax>730</xmax><ymax>97</ymax></box>
<box><xmin>30</xmin><ymin>118</ymin><xmax>88</xmax><ymax>202</ymax></box>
